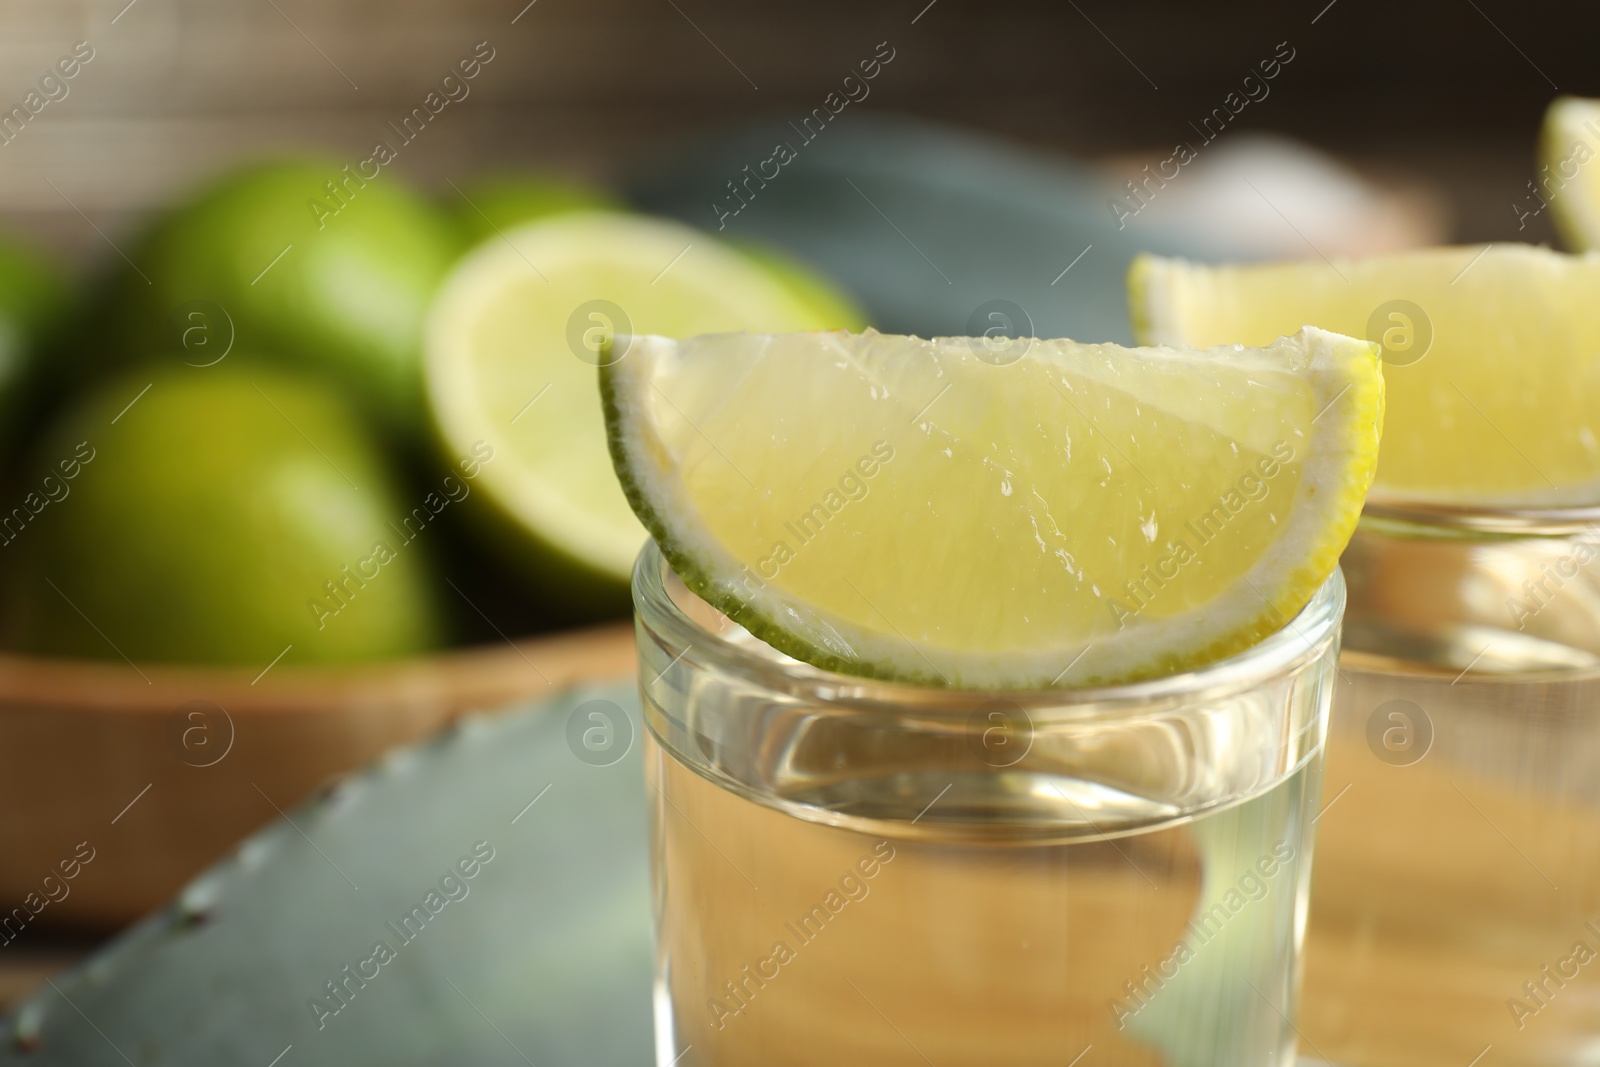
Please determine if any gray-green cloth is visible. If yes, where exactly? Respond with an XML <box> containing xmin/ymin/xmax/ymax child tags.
<box><xmin>0</xmin><ymin>684</ymin><xmax>654</xmax><ymax>1066</ymax></box>
<box><xmin>627</xmin><ymin>114</ymin><xmax>1207</xmax><ymax>345</ymax></box>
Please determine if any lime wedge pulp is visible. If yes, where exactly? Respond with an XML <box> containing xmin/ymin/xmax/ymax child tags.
<box><xmin>603</xmin><ymin>327</ymin><xmax>1383</xmax><ymax>687</ymax></box>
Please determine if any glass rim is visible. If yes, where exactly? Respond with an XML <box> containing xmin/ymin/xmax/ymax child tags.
<box><xmin>1363</xmin><ymin>493</ymin><xmax>1600</xmax><ymax>536</ymax></box>
<box><xmin>632</xmin><ymin>539</ymin><xmax>1345</xmax><ymax>712</ymax></box>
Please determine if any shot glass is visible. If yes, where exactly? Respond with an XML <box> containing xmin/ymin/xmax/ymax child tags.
<box><xmin>1302</xmin><ymin>499</ymin><xmax>1600</xmax><ymax>1066</ymax></box>
<box><xmin>633</xmin><ymin>540</ymin><xmax>1344</xmax><ymax>1066</ymax></box>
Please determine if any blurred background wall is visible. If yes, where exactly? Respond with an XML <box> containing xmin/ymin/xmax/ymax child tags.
<box><xmin>1</xmin><ymin>0</ymin><xmax>1594</xmax><ymax>261</ymax></box>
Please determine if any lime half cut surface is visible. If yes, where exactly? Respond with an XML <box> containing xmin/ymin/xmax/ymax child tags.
<box><xmin>425</xmin><ymin>212</ymin><xmax>858</xmax><ymax>604</ymax></box>
<box><xmin>604</xmin><ymin>328</ymin><xmax>1383</xmax><ymax>688</ymax></box>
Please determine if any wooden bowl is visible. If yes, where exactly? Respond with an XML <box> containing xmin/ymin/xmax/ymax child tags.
<box><xmin>0</xmin><ymin>625</ymin><xmax>635</xmax><ymax>929</ymax></box>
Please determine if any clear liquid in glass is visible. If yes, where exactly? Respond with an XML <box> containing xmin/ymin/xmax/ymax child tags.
<box><xmin>646</xmin><ymin>710</ymin><xmax>1325</xmax><ymax>1067</ymax></box>
<box><xmin>1302</xmin><ymin>517</ymin><xmax>1600</xmax><ymax>1066</ymax></box>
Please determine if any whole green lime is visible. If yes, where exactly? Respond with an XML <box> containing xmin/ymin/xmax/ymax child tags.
<box><xmin>0</xmin><ymin>361</ymin><xmax>447</xmax><ymax>666</ymax></box>
<box><xmin>449</xmin><ymin>174</ymin><xmax>622</xmax><ymax>246</ymax></box>
<box><xmin>107</xmin><ymin>159</ymin><xmax>459</xmax><ymax>437</ymax></box>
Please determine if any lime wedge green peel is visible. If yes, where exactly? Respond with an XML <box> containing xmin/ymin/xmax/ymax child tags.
<box><xmin>603</xmin><ymin>327</ymin><xmax>1382</xmax><ymax>688</ymax></box>
<box><xmin>1131</xmin><ymin>244</ymin><xmax>1600</xmax><ymax>506</ymax></box>
<box><xmin>425</xmin><ymin>211</ymin><xmax>864</xmax><ymax>609</ymax></box>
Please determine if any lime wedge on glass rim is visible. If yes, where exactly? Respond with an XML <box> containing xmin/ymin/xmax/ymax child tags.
<box><xmin>424</xmin><ymin>211</ymin><xmax>864</xmax><ymax>610</ymax></box>
<box><xmin>1542</xmin><ymin>96</ymin><xmax>1600</xmax><ymax>251</ymax></box>
<box><xmin>602</xmin><ymin>327</ymin><xmax>1383</xmax><ymax>687</ymax></box>
<box><xmin>1130</xmin><ymin>244</ymin><xmax>1600</xmax><ymax>506</ymax></box>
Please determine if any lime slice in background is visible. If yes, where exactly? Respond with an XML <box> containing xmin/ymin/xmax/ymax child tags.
<box><xmin>1542</xmin><ymin>96</ymin><xmax>1600</xmax><ymax>251</ymax></box>
<box><xmin>729</xmin><ymin>241</ymin><xmax>869</xmax><ymax>331</ymax></box>
<box><xmin>1131</xmin><ymin>244</ymin><xmax>1600</xmax><ymax>506</ymax></box>
<box><xmin>424</xmin><ymin>211</ymin><xmax>864</xmax><ymax>614</ymax></box>
<box><xmin>447</xmin><ymin>174</ymin><xmax>624</xmax><ymax>245</ymax></box>
<box><xmin>0</xmin><ymin>361</ymin><xmax>445</xmax><ymax>666</ymax></box>
<box><xmin>602</xmin><ymin>327</ymin><xmax>1382</xmax><ymax>687</ymax></box>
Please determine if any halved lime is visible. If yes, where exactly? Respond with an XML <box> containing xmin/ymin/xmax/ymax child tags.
<box><xmin>424</xmin><ymin>212</ymin><xmax>862</xmax><ymax>611</ymax></box>
<box><xmin>1131</xmin><ymin>245</ymin><xmax>1600</xmax><ymax>505</ymax></box>
<box><xmin>602</xmin><ymin>327</ymin><xmax>1382</xmax><ymax>687</ymax></box>
<box><xmin>448</xmin><ymin>174</ymin><xmax>623</xmax><ymax>246</ymax></box>
<box><xmin>728</xmin><ymin>241</ymin><xmax>868</xmax><ymax>331</ymax></box>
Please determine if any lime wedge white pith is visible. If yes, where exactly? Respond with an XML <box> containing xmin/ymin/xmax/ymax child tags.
<box><xmin>604</xmin><ymin>328</ymin><xmax>1382</xmax><ymax>688</ymax></box>
<box><xmin>425</xmin><ymin>212</ymin><xmax>860</xmax><ymax>600</ymax></box>
<box><xmin>1132</xmin><ymin>245</ymin><xmax>1600</xmax><ymax>507</ymax></box>
<box><xmin>1543</xmin><ymin>96</ymin><xmax>1600</xmax><ymax>251</ymax></box>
